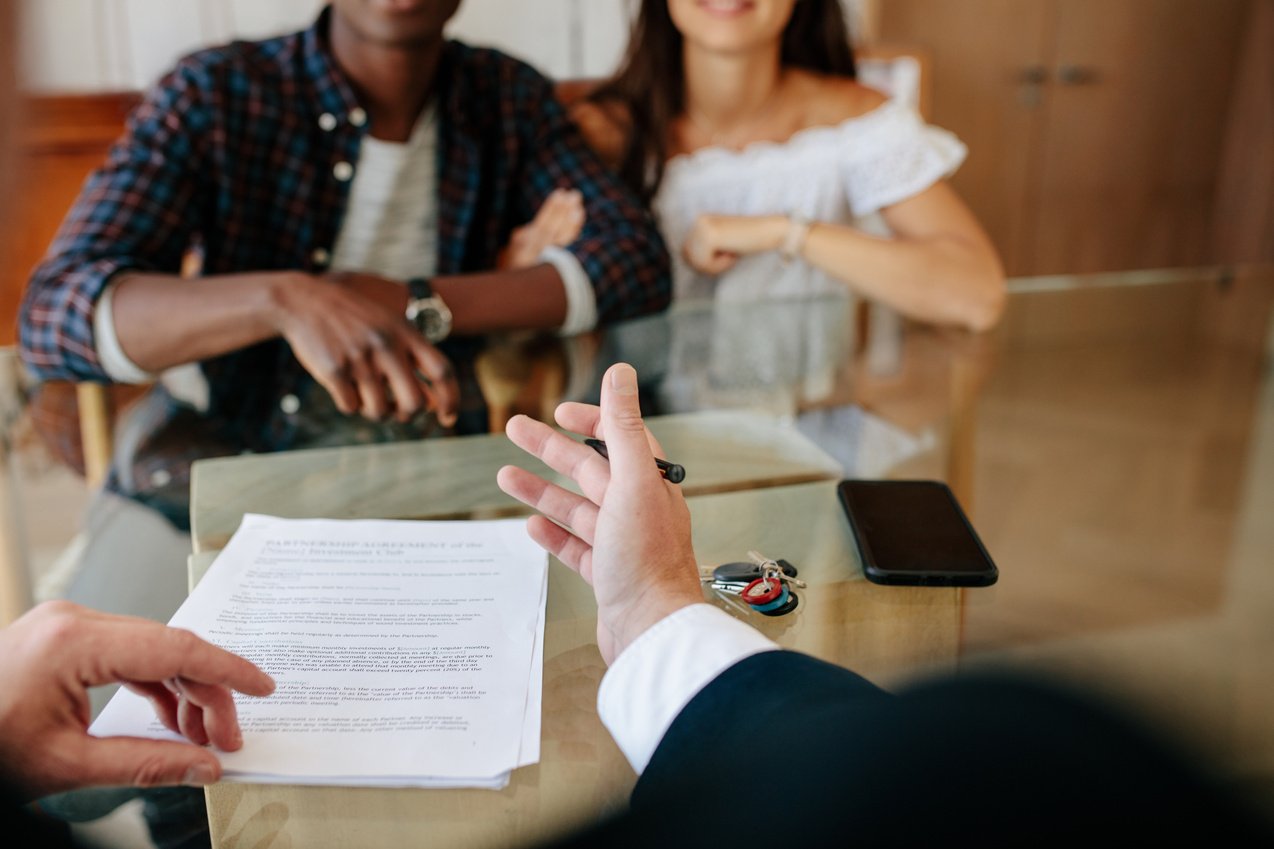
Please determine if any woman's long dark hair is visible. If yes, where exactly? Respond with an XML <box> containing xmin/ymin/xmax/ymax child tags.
<box><xmin>588</xmin><ymin>0</ymin><xmax>857</xmax><ymax>202</ymax></box>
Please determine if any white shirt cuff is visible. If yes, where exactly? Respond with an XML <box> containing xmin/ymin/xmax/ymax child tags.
<box><xmin>540</xmin><ymin>246</ymin><xmax>597</xmax><ymax>336</ymax></box>
<box><xmin>93</xmin><ymin>282</ymin><xmax>157</xmax><ymax>384</ymax></box>
<box><xmin>597</xmin><ymin>603</ymin><xmax>780</xmax><ymax>775</ymax></box>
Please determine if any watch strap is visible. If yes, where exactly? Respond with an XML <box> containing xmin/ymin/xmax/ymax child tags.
<box><xmin>407</xmin><ymin>276</ymin><xmax>433</xmax><ymax>300</ymax></box>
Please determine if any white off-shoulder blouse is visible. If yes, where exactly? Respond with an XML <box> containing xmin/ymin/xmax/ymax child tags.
<box><xmin>654</xmin><ymin>99</ymin><xmax>967</xmax><ymax>303</ymax></box>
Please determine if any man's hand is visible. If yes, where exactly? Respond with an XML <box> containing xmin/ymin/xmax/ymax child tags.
<box><xmin>0</xmin><ymin>602</ymin><xmax>275</xmax><ymax>801</ymax></box>
<box><xmin>682</xmin><ymin>213</ymin><xmax>787</xmax><ymax>276</ymax></box>
<box><xmin>499</xmin><ymin>188</ymin><xmax>586</xmax><ymax>271</ymax></box>
<box><xmin>498</xmin><ymin>363</ymin><xmax>703</xmax><ymax>663</ymax></box>
<box><xmin>269</xmin><ymin>272</ymin><xmax>459</xmax><ymax>425</ymax></box>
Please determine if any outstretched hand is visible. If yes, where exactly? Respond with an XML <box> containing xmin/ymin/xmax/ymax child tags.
<box><xmin>0</xmin><ymin>602</ymin><xmax>275</xmax><ymax>800</ymax></box>
<box><xmin>498</xmin><ymin>363</ymin><xmax>704</xmax><ymax>664</ymax></box>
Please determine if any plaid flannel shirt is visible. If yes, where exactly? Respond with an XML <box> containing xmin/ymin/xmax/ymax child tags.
<box><xmin>18</xmin><ymin>9</ymin><xmax>670</xmax><ymax>527</ymax></box>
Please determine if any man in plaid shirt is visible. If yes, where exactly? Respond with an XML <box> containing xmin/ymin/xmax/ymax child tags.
<box><xmin>19</xmin><ymin>2</ymin><xmax>668</xmax><ymax>841</ymax></box>
<box><xmin>20</xmin><ymin>1</ymin><xmax>670</xmax><ymax>534</ymax></box>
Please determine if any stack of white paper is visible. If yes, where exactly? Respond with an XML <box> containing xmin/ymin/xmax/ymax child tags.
<box><xmin>92</xmin><ymin>514</ymin><xmax>548</xmax><ymax>789</ymax></box>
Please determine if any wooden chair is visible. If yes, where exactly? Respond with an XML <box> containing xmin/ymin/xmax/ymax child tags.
<box><xmin>7</xmin><ymin>92</ymin><xmax>140</xmax><ymax>489</ymax></box>
<box><xmin>0</xmin><ymin>347</ymin><xmax>34</xmax><ymax>624</ymax></box>
<box><xmin>857</xmin><ymin>44</ymin><xmax>934</xmax><ymax>120</ymax></box>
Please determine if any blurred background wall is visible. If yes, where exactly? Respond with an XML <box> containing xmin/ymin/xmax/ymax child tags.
<box><xmin>16</xmin><ymin>0</ymin><xmax>874</xmax><ymax>90</ymax></box>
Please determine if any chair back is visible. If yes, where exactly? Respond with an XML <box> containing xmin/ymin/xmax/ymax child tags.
<box><xmin>0</xmin><ymin>347</ymin><xmax>34</xmax><ymax>624</ymax></box>
<box><xmin>856</xmin><ymin>44</ymin><xmax>933</xmax><ymax>119</ymax></box>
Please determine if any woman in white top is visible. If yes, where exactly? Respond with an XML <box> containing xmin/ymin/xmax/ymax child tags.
<box><xmin>573</xmin><ymin>0</ymin><xmax>1005</xmax><ymax>332</ymax></box>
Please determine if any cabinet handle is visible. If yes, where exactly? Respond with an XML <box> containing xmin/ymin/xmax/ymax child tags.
<box><xmin>1017</xmin><ymin>65</ymin><xmax>1049</xmax><ymax>85</ymax></box>
<box><xmin>1016</xmin><ymin>66</ymin><xmax>1048</xmax><ymax>107</ymax></box>
<box><xmin>1057</xmin><ymin>64</ymin><xmax>1100</xmax><ymax>85</ymax></box>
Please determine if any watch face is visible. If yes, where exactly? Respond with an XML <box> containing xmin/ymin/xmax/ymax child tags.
<box><xmin>409</xmin><ymin>296</ymin><xmax>451</xmax><ymax>343</ymax></box>
<box><xmin>421</xmin><ymin>309</ymin><xmax>446</xmax><ymax>342</ymax></box>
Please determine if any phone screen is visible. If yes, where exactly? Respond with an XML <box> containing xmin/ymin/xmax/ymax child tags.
<box><xmin>838</xmin><ymin>480</ymin><xmax>996</xmax><ymax>584</ymax></box>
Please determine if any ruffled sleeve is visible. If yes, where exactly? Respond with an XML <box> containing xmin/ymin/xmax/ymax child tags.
<box><xmin>839</xmin><ymin>102</ymin><xmax>967</xmax><ymax>218</ymax></box>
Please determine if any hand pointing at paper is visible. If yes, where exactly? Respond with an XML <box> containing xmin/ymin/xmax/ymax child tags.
<box><xmin>498</xmin><ymin>363</ymin><xmax>705</xmax><ymax>664</ymax></box>
<box><xmin>0</xmin><ymin>601</ymin><xmax>274</xmax><ymax>800</ymax></box>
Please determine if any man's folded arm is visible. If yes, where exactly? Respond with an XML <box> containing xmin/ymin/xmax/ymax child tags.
<box><xmin>19</xmin><ymin>59</ymin><xmax>212</xmax><ymax>383</ymax></box>
<box><xmin>518</xmin><ymin>72</ymin><xmax>672</xmax><ymax>327</ymax></box>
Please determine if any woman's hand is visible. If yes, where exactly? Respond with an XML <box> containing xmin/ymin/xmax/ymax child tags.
<box><xmin>499</xmin><ymin>188</ymin><xmax>587</xmax><ymax>271</ymax></box>
<box><xmin>682</xmin><ymin>213</ymin><xmax>788</xmax><ymax>276</ymax></box>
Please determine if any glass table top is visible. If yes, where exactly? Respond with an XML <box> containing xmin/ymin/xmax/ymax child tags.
<box><xmin>3</xmin><ymin>264</ymin><xmax>1272</xmax><ymax>844</ymax></box>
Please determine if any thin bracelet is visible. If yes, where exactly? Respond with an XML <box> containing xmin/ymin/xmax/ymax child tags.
<box><xmin>780</xmin><ymin>213</ymin><xmax>813</xmax><ymax>261</ymax></box>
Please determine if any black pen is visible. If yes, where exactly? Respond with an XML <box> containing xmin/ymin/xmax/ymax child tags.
<box><xmin>585</xmin><ymin>438</ymin><xmax>686</xmax><ymax>485</ymax></box>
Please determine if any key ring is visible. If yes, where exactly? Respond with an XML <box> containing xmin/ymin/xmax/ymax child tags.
<box><xmin>705</xmin><ymin>551</ymin><xmax>804</xmax><ymax>617</ymax></box>
<box><xmin>741</xmin><ymin>576</ymin><xmax>783</xmax><ymax>606</ymax></box>
<box><xmin>749</xmin><ymin>551</ymin><xmax>807</xmax><ymax>588</ymax></box>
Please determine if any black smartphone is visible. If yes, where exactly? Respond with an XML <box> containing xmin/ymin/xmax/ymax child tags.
<box><xmin>836</xmin><ymin>480</ymin><xmax>998</xmax><ymax>587</ymax></box>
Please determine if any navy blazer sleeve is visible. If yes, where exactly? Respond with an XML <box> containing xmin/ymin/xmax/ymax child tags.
<box><xmin>634</xmin><ymin>650</ymin><xmax>886</xmax><ymax>807</ymax></box>
<box><xmin>544</xmin><ymin>652</ymin><xmax>1270</xmax><ymax>848</ymax></box>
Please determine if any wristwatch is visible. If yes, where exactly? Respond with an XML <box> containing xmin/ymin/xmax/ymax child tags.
<box><xmin>405</xmin><ymin>277</ymin><xmax>453</xmax><ymax>343</ymax></box>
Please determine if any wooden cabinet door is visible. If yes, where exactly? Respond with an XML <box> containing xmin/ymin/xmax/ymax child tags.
<box><xmin>880</xmin><ymin>0</ymin><xmax>1250</xmax><ymax>276</ymax></box>
<box><xmin>878</xmin><ymin>0</ymin><xmax>1055</xmax><ymax>275</ymax></box>
<box><xmin>1031</xmin><ymin>0</ymin><xmax>1249</xmax><ymax>274</ymax></box>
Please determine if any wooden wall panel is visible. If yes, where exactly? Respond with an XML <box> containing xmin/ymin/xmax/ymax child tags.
<box><xmin>0</xmin><ymin>92</ymin><xmax>137</xmax><ymax>347</ymax></box>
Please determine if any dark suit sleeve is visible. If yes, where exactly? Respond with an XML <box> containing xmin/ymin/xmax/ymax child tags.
<box><xmin>1</xmin><ymin>784</ymin><xmax>80</xmax><ymax>848</ymax></box>
<box><xmin>634</xmin><ymin>650</ymin><xmax>887</xmax><ymax>807</ymax></box>
<box><xmin>543</xmin><ymin>654</ymin><xmax>1271</xmax><ymax>848</ymax></box>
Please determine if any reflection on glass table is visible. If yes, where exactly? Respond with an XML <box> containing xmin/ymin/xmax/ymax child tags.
<box><xmin>482</xmin><ymin>292</ymin><xmax>982</xmax><ymax>496</ymax></box>
<box><xmin>962</xmin><ymin>267</ymin><xmax>1274</xmax><ymax>808</ymax></box>
<box><xmin>14</xmin><ymin>264</ymin><xmax>1271</xmax><ymax>846</ymax></box>
<box><xmin>571</xmin><ymin>266</ymin><xmax>1274</xmax><ymax>798</ymax></box>
<box><xmin>494</xmin><ymin>263</ymin><xmax>1274</xmax><ymax>660</ymax></box>
<box><xmin>575</xmin><ymin>295</ymin><xmax>857</xmax><ymax>417</ymax></box>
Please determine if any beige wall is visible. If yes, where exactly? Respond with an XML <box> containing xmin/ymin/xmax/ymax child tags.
<box><xmin>18</xmin><ymin>0</ymin><xmax>874</xmax><ymax>93</ymax></box>
<box><xmin>16</xmin><ymin>0</ymin><xmax>633</xmax><ymax>91</ymax></box>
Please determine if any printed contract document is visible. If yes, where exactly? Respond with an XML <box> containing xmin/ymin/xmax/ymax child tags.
<box><xmin>92</xmin><ymin>514</ymin><xmax>548</xmax><ymax>788</ymax></box>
